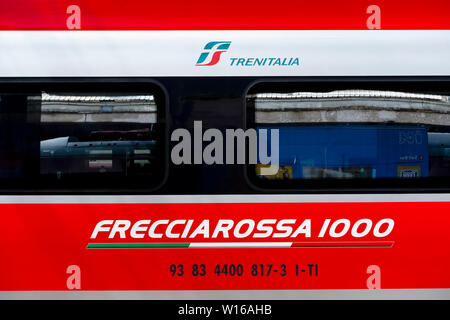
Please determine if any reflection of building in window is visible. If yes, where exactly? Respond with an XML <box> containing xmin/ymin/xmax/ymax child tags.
<box><xmin>38</xmin><ymin>93</ymin><xmax>156</xmax><ymax>123</ymax></box>
<box><xmin>38</xmin><ymin>92</ymin><xmax>159</xmax><ymax>185</ymax></box>
<box><xmin>249</xmin><ymin>90</ymin><xmax>450</xmax><ymax>179</ymax></box>
<box><xmin>302</xmin><ymin>166</ymin><xmax>373</xmax><ymax>179</ymax></box>
<box><xmin>249</xmin><ymin>90</ymin><xmax>450</xmax><ymax>126</ymax></box>
<box><xmin>256</xmin><ymin>164</ymin><xmax>293</xmax><ymax>180</ymax></box>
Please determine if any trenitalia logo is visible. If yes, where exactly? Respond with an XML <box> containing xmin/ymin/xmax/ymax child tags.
<box><xmin>196</xmin><ymin>41</ymin><xmax>301</xmax><ymax>67</ymax></box>
<box><xmin>196</xmin><ymin>41</ymin><xmax>231</xmax><ymax>66</ymax></box>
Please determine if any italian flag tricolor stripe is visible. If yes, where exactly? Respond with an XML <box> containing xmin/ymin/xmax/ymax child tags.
<box><xmin>87</xmin><ymin>241</ymin><xmax>394</xmax><ymax>249</ymax></box>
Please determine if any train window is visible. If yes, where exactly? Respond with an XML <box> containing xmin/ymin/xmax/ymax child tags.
<box><xmin>0</xmin><ymin>85</ymin><xmax>165</xmax><ymax>192</ymax></box>
<box><xmin>246</xmin><ymin>82</ymin><xmax>450</xmax><ymax>190</ymax></box>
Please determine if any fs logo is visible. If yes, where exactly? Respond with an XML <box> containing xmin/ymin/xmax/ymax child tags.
<box><xmin>196</xmin><ymin>41</ymin><xmax>231</xmax><ymax>66</ymax></box>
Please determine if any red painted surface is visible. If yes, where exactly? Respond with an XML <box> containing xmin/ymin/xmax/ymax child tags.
<box><xmin>0</xmin><ymin>0</ymin><xmax>449</xmax><ymax>30</ymax></box>
<box><xmin>0</xmin><ymin>0</ymin><xmax>448</xmax><ymax>292</ymax></box>
<box><xmin>0</xmin><ymin>202</ymin><xmax>448</xmax><ymax>290</ymax></box>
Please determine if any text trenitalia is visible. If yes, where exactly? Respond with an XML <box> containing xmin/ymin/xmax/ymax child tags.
<box><xmin>90</xmin><ymin>219</ymin><xmax>394</xmax><ymax>239</ymax></box>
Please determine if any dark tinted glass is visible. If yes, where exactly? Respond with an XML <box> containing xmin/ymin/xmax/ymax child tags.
<box><xmin>247</xmin><ymin>84</ymin><xmax>450</xmax><ymax>190</ymax></box>
<box><xmin>0</xmin><ymin>87</ymin><xmax>165</xmax><ymax>192</ymax></box>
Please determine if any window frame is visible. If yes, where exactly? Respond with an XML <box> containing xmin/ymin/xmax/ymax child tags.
<box><xmin>244</xmin><ymin>76</ymin><xmax>450</xmax><ymax>193</ymax></box>
<box><xmin>0</xmin><ymin>78</ymin><xmax>169</xmax><ymax>195</ymax></box>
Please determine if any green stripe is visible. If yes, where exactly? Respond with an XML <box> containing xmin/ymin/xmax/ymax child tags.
<box><xmin>87</xmin><ymin>243</ymin><xmax>190</xmax><ymax>249</ymax></box>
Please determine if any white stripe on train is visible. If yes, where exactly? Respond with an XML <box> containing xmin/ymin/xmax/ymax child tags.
<box><xmin>0</xmin><ymin>30</ymin><xmax>449</xmax><ymax>77</ymax></box>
